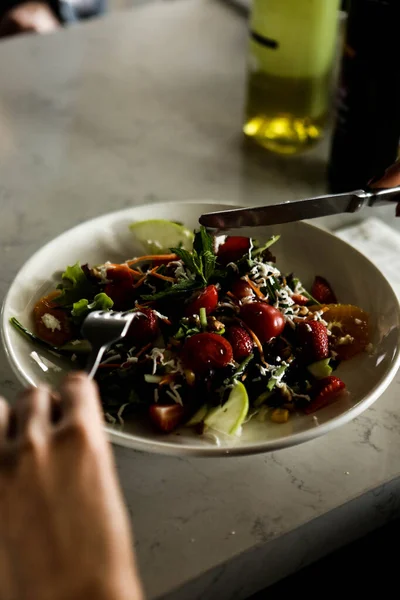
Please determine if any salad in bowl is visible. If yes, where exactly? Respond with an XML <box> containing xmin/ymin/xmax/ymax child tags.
<box><xmin>10</xmin><ymin>219</ymin><xmax>371</xmax><ymax>439</ymax></box>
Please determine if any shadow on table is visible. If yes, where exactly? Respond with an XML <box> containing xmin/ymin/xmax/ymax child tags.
<box><xmin>234</xmin><ymin>136</ymin><xmax>329</xmax><ymax>205</ymax></box>
<box><xmin>250</xmin><ymin>518</ymin><xmax>400</xmax><ymax>598</ymax></box>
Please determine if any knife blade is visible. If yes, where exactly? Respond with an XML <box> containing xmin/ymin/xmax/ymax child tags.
<box><xmin>199</xmin><ymin>191</ymin><xmax>368</xmax><ymax>230</ymax></box>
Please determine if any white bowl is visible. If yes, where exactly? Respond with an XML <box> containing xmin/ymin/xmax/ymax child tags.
<box><xmin>2</xmin><ymin>202</ymin><xmax>400</xmax><ymax>456</ymax></box>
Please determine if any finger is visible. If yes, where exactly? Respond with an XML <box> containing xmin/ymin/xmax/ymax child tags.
<box><xmin>369</xmin><ymin>160</ymin><xmax>400</xmax><ymax>190</ymax></box>
<box><xmin>50</xmin><ymin>391</ymin><xmax>63</xmax><ymax>425</ymax></box>
<box><xmin>0</xmin><ymin>398</ymin><xmax>11</xmax><ymax>441</ymax></box>
<box><xmin>58</xmin><ymin>372</ymin><xmax>103</xmax><ymax>427</ymax></box>
<box><xmin>0</xmin><ymin>399</ymin><xmax>17</xmax><ymax>472</ymax></box>
<box><xmin>13</xmin><ymin>386</ymin><xmax>52</xmax><ymax>441</ymax></box>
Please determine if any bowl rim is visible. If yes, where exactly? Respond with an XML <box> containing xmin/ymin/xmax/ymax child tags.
<box><xmin>2</xmin><ymin>200</ymin><xmax>400</xmax><ymax>457</ymax></box>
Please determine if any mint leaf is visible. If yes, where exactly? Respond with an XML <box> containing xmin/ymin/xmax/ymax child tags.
<box><xmin>171</xmin><ymin>247</ymin><xmax>204</xmax><ymax>281</ymax></box>
<box><xmin>202</xmin><ymin>249</ymin><xmax>216</xmax><ymax>281</ymax></box>
<box><xmin>72</xmin><ymin>292</ymin><xmax>114</xmax><ymax>323</ymax></box>
<box><xmin>193</xmin><ymin>226</ymin><xmax>214</xmax><ymax>256</ymax></box>
<box><xmin>141</xmin><ymin>279</ymin><xmax>202</xmax><ymax>302</ymax></box>
<box><xmin>192</xmin><ymin>227</ymin><xmax>216</xmax><ymax>282</ymax></box>
<box><xmin>252</xmin><ymin>235</ymin><xmax>280</xmax><ymax>258</ymax></box>
<box><xmin>55</xmin><ymin>263</ymin><xmax>95</xmax><ymax>306</ymax></box>
<box><xmin>171</xmin><ymin>228</ymin><xmax>216</xmax><ymax>284</ymax></box>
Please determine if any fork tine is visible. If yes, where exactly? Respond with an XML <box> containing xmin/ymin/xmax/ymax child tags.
<box><xmin>81</xmin><ymin>310</ymin><xmax>136</xmax><ymax>378</ymax></box>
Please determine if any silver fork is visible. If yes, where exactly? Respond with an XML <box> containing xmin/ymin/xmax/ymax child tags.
<box><xmin>81</xmin><ymin>311</ymin><xmax>136</xmax><ymax>379</ymax></box>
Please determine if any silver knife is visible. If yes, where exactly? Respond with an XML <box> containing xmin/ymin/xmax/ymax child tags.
<box><xmin>199</xmin><ymin>187</ymin><xmax>400</xmax><ymax>230</ymax></box>
<box><xmin>199</xmin><ymin>162</ymin><xmax>400</xmax><ymax>230</ymax></box>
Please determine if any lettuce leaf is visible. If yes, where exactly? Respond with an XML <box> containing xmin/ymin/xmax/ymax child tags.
<box><xmin>71</xmin><ymin>293</ymin><xmax>113</xmax><ymax>322</ymax></box>
<box><xmin>55</xmin><ymin>263</ymin><xmax>96</xmax><ymax>307</ymax></box>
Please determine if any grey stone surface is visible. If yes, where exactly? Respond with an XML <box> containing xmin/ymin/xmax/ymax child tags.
<box><xmin>0</xmin><ymin>1</ymin><xmax>399</xmax><ymax>599</ymax></box>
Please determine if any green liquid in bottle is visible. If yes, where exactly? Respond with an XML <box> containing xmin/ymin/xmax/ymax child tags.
<box><xmin>244</xmin><ymin>0</ymin><xmax>340</xmax><ymax>155</ymax></box>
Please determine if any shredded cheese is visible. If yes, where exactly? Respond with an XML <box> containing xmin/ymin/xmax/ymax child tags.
<box><xmin>41</xmin><ymin>313</ymin><xmax>61</xmax><ymax>332</ymax></box>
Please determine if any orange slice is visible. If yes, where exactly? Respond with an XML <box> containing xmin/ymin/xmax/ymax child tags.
<box><xmin>310</xmin><ymin>304</ymin><xmax>369</xmax><ymax>361</ymax></box>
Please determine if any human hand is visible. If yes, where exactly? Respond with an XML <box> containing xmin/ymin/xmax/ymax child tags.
<box><xmin>0</xmin><ymin>2</ymin><xmax>60</xmax><ymax>38</ymax></box>
<box><xmin>0</xmin><ymin>373</ymin><xmax>143</xmax><ymax>600</ymax></box>
<box><xmin>368</xmin><ymin>160</ymin><xmax>400</xmax><ymax>217</ymax></box>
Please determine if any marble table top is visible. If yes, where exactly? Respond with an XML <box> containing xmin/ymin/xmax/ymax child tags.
<box><xmin>1</xmin><ymin>1</ymin><xmax>400</xmax><ymax>598</ymax></box>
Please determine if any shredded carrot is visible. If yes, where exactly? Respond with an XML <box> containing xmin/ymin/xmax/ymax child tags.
<box><xmin>159</xmin><ymin>317</ymin><xmax>172</xmax><ymax>326</ymax></box>
<box><xmin>227</xmin><ymin>291</ymin><xmax>240</xmax><ymax>304</ymax></box>
<box><xmin>132</xmin><ymin>266</ymin><xmax>159</xmax><ymax>289</ymax></box>
<box><xmin>243</xmin><ymin>275</ymin><xmax>265</xmax><ymax>300</ymax></box>
<box><xmin>135</xmin><ymin>343</ymin><xmax>152</xmax><ymax>358</ymax></box>
<box><xmin>150</xmin><ymin>271</ymin><xmax>176</xmax><ymax>283</ymax></box>
<box><xmin>126</xmin><ymin>254</ymin><xmax>178</xmax><ymax>267</ymax></box>
<box><xmin>135</xmin><ymin>301</ymin><xmax>154</xmax><ymax>309</ymax></box>
<box><xmin>132</xmin><ymin>275</ymin><xmax>147</xmax><ymax>289</ymax></box>
<box><xmin>106</xmin><ymin>263</ymin><xmax>142</xmax><ymax>277</ymax></box>
<box><xmin>159</xmin><ymin>374</ymin><xmax>174</xmax><ymax>386</ymax></box>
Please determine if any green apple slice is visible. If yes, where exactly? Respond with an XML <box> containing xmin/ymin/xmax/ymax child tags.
<box><xmin>129</xmin><ymin>219</ymin><xmax>194</xmax><ymax>254</ymax></box>
<box><xmin>204</xmin><ymin>382</ymin><xmax>249</xmax><ymax>436</ymax></box>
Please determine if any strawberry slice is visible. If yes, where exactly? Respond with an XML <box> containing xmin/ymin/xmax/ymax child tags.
<box><xmin>226</xmin><ymin>325</ymin><xmax>253</xmax><ymax>361</ymax></box>
<box><xmin>311</xmin><ymin>276</ymin><xmax>337</xmax><ymax>304</ymax></box>
<box><xmin>297</xmin><ymin>320</ymin><xmax>329</xmax><ymax>362</ymax></box>
<box><xmin>149</xmin><ymin>404</ymin><xmax>186</xmax><ymax>433</ymax></box>
<box><xmin>305</xmin><ymin>376</ymin><xmax>346</xmax><ymax>414</ymax></box>
<box><xmin>182</xmin><ymin>333</ymin><xmax>233</xmax><ymax>374</ymax></box>
<box><xmin>127</xmin><ymin>308</ymin><xmax>159</xmax><ymax>345</ymax></box>
<box><xmin>217</xmin><ymin>236</ymin><xmax>251</xmax><ymax>265</ymax></box>
<box><xmin>105</xmin><ymin>264</ymin><xmax>136</xmax><ymax>310</ymax></box>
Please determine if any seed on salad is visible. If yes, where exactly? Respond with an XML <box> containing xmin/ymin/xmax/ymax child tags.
<box><xmin>270</xmin><ymin>408</ymin><xmax>289</xmax><ymax>424</ymax></box>
<box><xmin>207</xmin><ymin>317</ymin><xmax>225</xmax><ymax>332</ymax></box>
<box><xmin>184</xmin><ymin>369</ymin><xmax>196</xmax><ymax>386</ymax></box>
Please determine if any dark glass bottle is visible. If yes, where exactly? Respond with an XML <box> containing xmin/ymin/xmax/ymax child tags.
<box><xmin>328</xmin><ymin>0</ymin><xmax>400</xmax><ymax>192</ymax></box>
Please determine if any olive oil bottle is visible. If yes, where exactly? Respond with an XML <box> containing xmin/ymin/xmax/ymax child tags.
<box><xmin>243</xmin><ymin>0</ymin><xmax>340</xmax><ymax>155</ymax></box>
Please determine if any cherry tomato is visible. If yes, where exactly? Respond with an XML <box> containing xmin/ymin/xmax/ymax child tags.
<box><xmin>217</xmin><ymin>236</ymin><xmax>251</xmax><ymax>266</ymax></box>
<box><xmin>149</xmin><ymin>404</ymin><xmax>186</xmax><ymax>433</ymax></box>
<box><xmin>239</xmin><ymin>301</ymin><xmax>285</xmax><ymax>343</ymax></box>
<box><xmin>182</xmin><ymin>333</ymin><xmax>233</xmax><ymax>374</ymax></box>
<box><xmin>127</xmin><ymin>308</ymin><xmax>159</xmax><ymax>345</ymax></box>
<box><xmin>185</xmin><ymin>285</ymin><xmax>218</xmax><ymax>317</ymax></box>
<box><xmin>231</xmin><ymin>278</ymin><xmax>254</xmax><ymax>300</ymax></box>
<box><xmin>33</xmin><ymin>291</ymin><xmax>73</xmax><ymax>347</ymax></box>
<box><xmin>226</xmin><ymin>325</ymin><xmax>253</xmax><ymax>361</ymax></box>
<box><xmin>104</xmin><ymin>265</ymin><xmax>136</xmax><ymax>310</ymax></box>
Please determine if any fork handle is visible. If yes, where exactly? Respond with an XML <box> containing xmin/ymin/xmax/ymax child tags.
<box><xmin>85</xmin><ymin>345</ymin><xmax>108</xmax><ymax>379</ymax></box>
